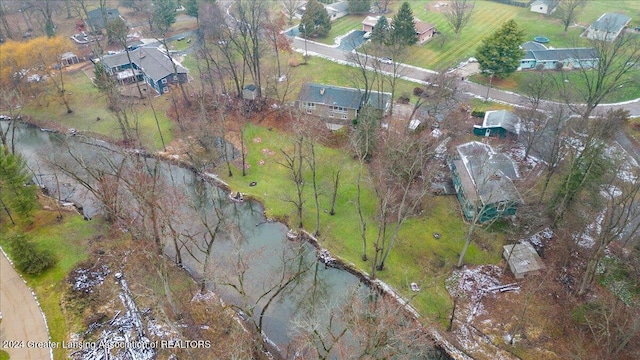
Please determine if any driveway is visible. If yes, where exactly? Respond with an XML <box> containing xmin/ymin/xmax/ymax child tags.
<box><xmin>0</xmin><ymin>249</ymin><xmax>51</xmax><ymax>360</ymax></box>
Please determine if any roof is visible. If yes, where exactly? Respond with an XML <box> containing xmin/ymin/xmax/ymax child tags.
<box><xmin>414</xmin><ymin>18</ymin><xmax>435</xmax><ymax>34</ymax></box>
<box><xmin>60</xmin><ymin>52</ymin><xmax>77</xmax><ymax>60</ymax></box>
<box><xmin>297</xmin><ymin>83</ymin><xmax>391</xmax><ymax>111</ymax></box>
<box><xmin>456</xmin><ymin>142</ymin><xmax>523</xmax><ymax>206</ymax></box>
<box><xmin>530</xmin><ymin>0</ymin><xmax>558</xmax><ymax>8</ymax></box>
<box><xmin>483</xmin><ymin>110</ymin><xmax>521</xmax><ymax>135</ymax></box>
<box><xmin>244</xmin><ymin>84</ymin><xmax>257</xmax><ymax>91</ymax></box>
<box><xmin>522</xmin><ymin>41</ymin><xmax>548</xmax><ymax>51</ymax></box>
<box><xmin>590</xmin><ymin>13</ymin><xmax>631</xmax><ymax>33</ymax></box>
<box><xmin>503</xmin><ymin>243</ymin><xmax>545</xmax><ymax>276</ymax></box>
<box><xmin>101</xmin><ymin>47</ymin><xmax>187</xmax><ymax>82</ymax></box>
<box><xmin>521</xmin><ymin>47</ymin><xmax>598</xmax><ymax>62</ymax></box>
<box><xmin>85</xmin><ymin>8</ymin><xmax>121</xmax><ymax>29</ymax></box>
<box><xmin>326</xmin><ymin>1</ymin><xmax>348</xmax><ymax>13</ymax></box>
<box><xmin>362</xmin><ymin>16</ymin><xmax>380</xmax><ymax>27</ymax></box>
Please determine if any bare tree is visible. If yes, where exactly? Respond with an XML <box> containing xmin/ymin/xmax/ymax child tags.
<box><xmin>561</xmin><ymin>31</ymin><xmax>640</xmax><ymax>119</ymax></box>
<box><xmin>554</xmin><ymin>0</ymin><xmax>586</xmax><ymax>34</ymax></box>
<box><xmin>443</xmin><ymin>0</ymin><xmax>475</xmax><ymax>39</ymax></box>
<box><xmin>282</xmin><ymin>0</ymin><xmax>302</xmax><ymax>25</ymax></box>
<box><xmin>279</xmin><ymin>133</ymin><xmax>306</xmax><ymax>228</ymax></box>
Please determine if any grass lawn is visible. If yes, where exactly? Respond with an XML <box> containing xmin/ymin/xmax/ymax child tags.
<box><xmin>220</xmin><ymin>124</ymin><xmax>505</xmax><ymax>323</ymax></box>
<box><xmin>0</xmin><ymin>210</ymin><xmax>103</xmax><ymax>360</ymax></box>
<box><xmin>170</xmin><ymin>37</ymin><xmax>195</xmax><ymax>52</ymax></box>
<box><xmin>21</xmin><ymin>68</ymin><xmax>174</xmax><ymax>151</ymax></box>
<box><xmin>315</xmin><ymin>15</ymin><xmax>366</xmax><ymax>45</ymax></box>
<box><xmin>0</xmin><ymin>350</ymin><xmax>8</xmax><ymax>360</ymax></box>
<box><xmin>470</xmin><ymin>69</ymin><xmax>640</xmax><ymax>103</ymax></box>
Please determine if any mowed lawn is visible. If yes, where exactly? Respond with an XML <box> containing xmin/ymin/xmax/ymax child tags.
<box><xmin>220</xmin><ymin>124</ymin><xmax>503</xmax><ymax>323</ymax></box>
<box><xmin>320</xmin><ymin>1</ymin><xmax>639</xmax><ymax>70</ymax></box>
<box><xmin>22</xmin><ymin>68</ymin><xmax>174</xmax><ymax>151</ymax></box>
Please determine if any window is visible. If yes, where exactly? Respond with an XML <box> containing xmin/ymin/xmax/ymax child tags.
<box><xmin>301</xmin><ymin>102</ymin><xmax>315</xmax><ymax>110</ymax></box>
<box><xmin>173</xmin><ymin>75</ymin><xmax>178</xmax><ymax>81</ymax></box>
<box><xmin>161</xmin><ymin>78</ymin><xmax>167</xmax><ymax>84</ymax></box>
<box><xmin>497</xmin><ymin>201</ymin><xmax>507</xmax><ymax>212</ymax></box>
<box><xmin>163</xmin><ymin>87</ymin><xmax>169</xmax><ymax>93</ymax></box>
<box><xmin>329</xmin><ymin>105</ymin><xmax>347</xmax><ymax>114</ymax></box>
<box><xmin>341</xmin><ymin>114</ymin><xmax>348</xmax><ymax>119</ymax></box>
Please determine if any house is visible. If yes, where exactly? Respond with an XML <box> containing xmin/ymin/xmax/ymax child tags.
<box><xmin>60</xmin><ymin>52</ymin><xmax>80</xmax><ymax>66</ymax></box>
<box><xmin>242</xmin><ymin>84</ymin><xmax>258</xmax><ymax>100</ymax></box>
<box><xmin>84</xmin><ymin>8</ymin><xmax>123</xmax><ymax>31</ymax></box>
<box><xmin>362</xmin><ymin>16</ymin><xmax>391</xmax><ymax>32</ymax></box>
<box><xmin>585</xmin><ymin>13</ymin><xmax>632</xmax><ymax>42</ymax></box>
<box><xmin>473</xmin><ymin>110</ymin><xmax>521</xmax><ymax>138</ymax></box>
<box><xmin>325</xmin><ymin>1</ymin><xmax>349</xmax><ymax>21</ymax></box>
<box><xmin>450</xmin><ymin>142</ymin><xmax>523</xmax><ymax>222</ymax></box>
<box><xmin>519</xmin><ymin>42</ymin><xmax>599</xmax><ymax>70</ymax></box>
<box><xmin>100</xmin><ymin>47</ymin><xmax>188</xmax><ymax>95</ymax></box>
<box><xmin>298</xmin><ymin>1</ymin><xmax>349</xmax><ymax>22</ymax></box>
<box><xmin>414</xmin><ymin>18</ymin><xmax>436</xmax><ymax>44</ymax></box>
<box><xmin>503</xmin><ymin>243</ymin><xmax>545</xmax><ymax>278</ymax></box>
<box><xmin>296</xmin><ymin>83</ymin><xmax>391</xmax><ymax>129</ymax></box>
<box><xmin>529</xmin><ymin>0</ymin><xmax>558</xmax><ymax>15</ymax></box>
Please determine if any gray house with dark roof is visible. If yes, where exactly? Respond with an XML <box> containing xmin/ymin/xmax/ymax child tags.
<box><xmin>450</xmin><ymin>142</ymin><xmax>523</xmax><ymax>222</ymax></box>
<box><xmin>296</xmin><ymin>83</ymin><xmax>391</xmax><ymax>128</ymax></box>
<box><xmin>473</xmin><ymin>110</ymin><xmax>521</xmax><ymax>138</ymax></box>
<box><xmin>519</xmin><ymin>42</ymin><xmax>599</xmax><ymax>70</ymax></box>
<box><xmin>100</xmin><ymin>47</ymin><xmax>188</xmax><ymax>95</ymax></box>
<box><xmin>85</xmin><ymin>8</ymin><xmax>123</xmax><ymax>31</ymax></box>
<box><xmin>585</xmin><ymin>13</ymin><xmax>632</xmax><ymax>42</ymax></box>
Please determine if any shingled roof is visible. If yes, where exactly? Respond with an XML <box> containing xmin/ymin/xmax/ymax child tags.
<box><xmin>297</xmin><ymin>83</ymin><xmax>391</xmax><ymax>111</ymax></box>
<box><xmin>101</xmin><ymin>47</ymin><xmax>187</xmax><ymax>82</ymax></box>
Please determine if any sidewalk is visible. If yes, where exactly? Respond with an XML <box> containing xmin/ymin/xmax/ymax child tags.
<box><xmin>0</xmin><ymin>249</ymin><xmax>51</xmax><ymax>360</ymax></box>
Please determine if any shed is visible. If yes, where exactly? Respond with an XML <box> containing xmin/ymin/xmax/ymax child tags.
<box><xmin>60</xmin><ymin>52</ymin><xmax>80</xmax><ymax>66</ymax></box>
<box><xmin>530</xmin><ymin>0</ymin><xmax>558</xmax><ymax>15</ymax></box>
<box><xmin>242</xmin><ymin>84</ymin><xmax>258</xmax><ymax>100</ymax></box>
<box><xmin>503</xmin><ymin>243</ymin><xmax>545</xmax><ymax>279</ymax></box>
<box><xmin>473</xmin><ymin>110</ymin><xmax>521</xmax><ymax>138</ymax></box>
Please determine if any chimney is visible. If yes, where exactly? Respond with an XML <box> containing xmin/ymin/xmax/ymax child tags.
<box><xmin>320</xmin><ymin>88</ymin><xmax>325</xmax><ymax>95</ymax></box>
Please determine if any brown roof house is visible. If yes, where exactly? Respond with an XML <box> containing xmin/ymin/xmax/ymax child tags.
<box><xmin>414</xmin><ymin>18</ymin><xmax>436</xmax><ymax>44</ymax></box>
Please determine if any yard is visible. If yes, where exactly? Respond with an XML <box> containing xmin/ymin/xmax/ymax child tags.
<box><xmin>21</xmin><ymin>65</ymin><xmax>174</xmax><ymax>151</ymax></box>
<box><xmin>318</xmin><ymin>0</ymin><xmax>639</xmax><ymax>70</ymax></box>
<box><xmin>218</xmin><ymin>120</ymin><xmax>505</xmax><ymax>324</ymax></box>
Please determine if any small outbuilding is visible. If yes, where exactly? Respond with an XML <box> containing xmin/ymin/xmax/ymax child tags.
<box><xmin>242</xmin><ymin>84</ymin><xmax>258</xmax><ymax>100</ymax></box>
<box><xmin>503</xmin><ymin>242</ymin><xmax>545</xmax><ymax>279</ymax></box>
<box><xmin>530</xmin><ymin>0</ymin><xmax>558</xmax><ymax>15</ymax></box>
<box><xmin>473</xmin><ymin>110</ymin><xmax>521</xmax><ymax>138</ymax></box>
<box><xmin>60</xmin><ymin>52</ymin><xmax>80</xmax><ymax>66</ymax></box>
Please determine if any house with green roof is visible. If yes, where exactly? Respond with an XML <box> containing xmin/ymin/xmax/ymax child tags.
<box><xmin>450</xmin><ymin>142</ymin><xmax>523</xmax><ymax>222</ymax></box>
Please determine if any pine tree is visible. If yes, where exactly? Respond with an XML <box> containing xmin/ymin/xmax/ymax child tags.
<box><xmin>475</xmin><ymin>19</ymin><xmax>525</xmax><ymax>79</ymax></box>
<box><xmin>0</xmin><ymin>148</ymin><xmax>37</xmax><ymax>225</ymax></box>
<box><xmin>299</xmin><ymin>0</ymin><xmax>331</xmax><ymax>37</ymax></box>
<box><xmin>348</xmin><ymin>0</ymin><xmax>371</xmax><ymax>14</ymax></box>
<box><xmin>391</xmin><ymin>2</ymin><xmax>417</xmax><ymax>47</ymax></box>
<box><xmin>371</xmin><ymin>15</ymin><xmax>390</xmax><ymax>45</ymax></box>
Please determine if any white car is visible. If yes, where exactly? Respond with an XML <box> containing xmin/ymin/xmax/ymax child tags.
<box><xmin>378</xmin><ymin>57</ymin><xmax>393</xmax><ymax>65</ymax></box>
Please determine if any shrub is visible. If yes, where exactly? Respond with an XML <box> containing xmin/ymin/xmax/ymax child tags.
<box><xmin>7</xmin><ymin>233</ymin><xmax>57</xmax><ymax>276</ymax></box>
<box><xmin>398</xmin><ymin>95</ymin><xmax>410</xmax><ymax>104</ymax></box>
<box><xmin>413</xmin><ymin>87</ymin><xmax>424</xmax><ymax>96</ymax></box>
<box><xmin>471</xmin><ymin>110</ymin><xmax>485</xmax><ymax>118</ymax></box>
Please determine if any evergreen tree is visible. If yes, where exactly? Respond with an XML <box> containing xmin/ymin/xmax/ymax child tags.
<box><xmin>391</xmin><ymin>2</ymin><xmax>417</xmax><ymax>47</ymax></box>
<box><xmin>348</xmin><ymin>0</ymin><xmax>371</xmax><ymax>14</ymax></box>
<box><xmin>371</xmin><ymin>15</ymin><xmax>390</xmax><ymax>45</ymax></box>
<box><xmin>7</xmin><ymin>233</ymin><xmax>57</xmax><ymax>276</ymax></box>
<box><xmin>152</xmin><ymin>0</ymin><xmax>178</xmax><ymax>34</ymax></box>
<box><xmin>299</xmin><ymin>0</ymin><xmax>331</xmax><ymax>37</ymax></box>
<box><xmin>0</xmin><ymin>147</ymin><xmax>37</xmax><ymax>225</ymax></box>
<box><xmin>184</xmin><ymin>0</ymin><xmax>199</xmax><ymax>19</ymax></box>
<box><xmin>475</xmin><ymin>19</ymin><xmax>525</xmax><ymax>79</ymax></box>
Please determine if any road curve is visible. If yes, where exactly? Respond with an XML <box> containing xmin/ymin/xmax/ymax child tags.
<box><xmin>0</xmin><ymin>248</ymin><xmax>52</xmax><ymax>360</ymax></box>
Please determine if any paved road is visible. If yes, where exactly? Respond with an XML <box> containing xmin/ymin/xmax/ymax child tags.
<box><xmin>289</xmin><ymin>36</ymin><xmax>640</xmax><ymax>118</ymax></box>
<box><xmin>0</xmin><ymin>250</ymin><xmax>51</xmax><ymax>360</ymax></box>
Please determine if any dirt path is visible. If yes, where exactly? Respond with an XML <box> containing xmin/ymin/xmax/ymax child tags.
<box><xmin>0</xmin><ymin>249</ymin><xmax>51</xmax><ymax>360</ymax></box>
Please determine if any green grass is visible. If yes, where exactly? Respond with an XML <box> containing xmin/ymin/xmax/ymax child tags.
<box><xmin>22</xmin><ymin>70</ymin><xmax>174</xmax><ymax>151</ymax></box>
<box><xmin>220</xmin><ymin>124</ymin><xmax>504</xmax><ymax>323</ymax></box>
<box><xmin>170</xmin><ymin>37</ymin><xmax>195</xmax><ymax>52</ymax></box>
<box><xmin>0</xmin><ymin>350</ymin><xmax>9</xmax><ymax>360</ymax></box>
<box><xmin>0</xmin><ymin>211</ymin><xmax>102</xmax><ymax>360</ymax></box>
<box><xmin>470</xmin><ymin>69</ymin><xmax>640</xmax><ymax>103</ymax></box>
<box><xmin>315</xmin><ymin>15</ymin><xmax>366</xmax><ymax>45</ymax></box>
